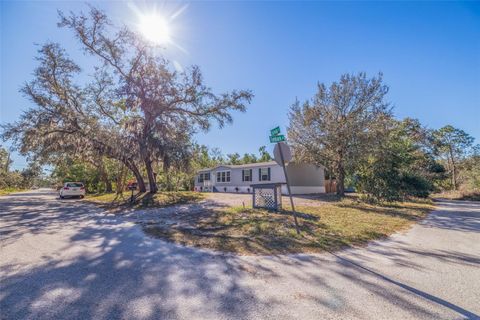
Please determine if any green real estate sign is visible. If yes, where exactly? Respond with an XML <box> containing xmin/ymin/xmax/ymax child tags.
<box><xmin>269</xmin><ymin>134</ymin><xmax>285</xmax><ymax>143</ymax></box>
<box><xmin>270</xmin><ymin>126</ymin><xmax>281</xmax><ymax>136</ymax></box>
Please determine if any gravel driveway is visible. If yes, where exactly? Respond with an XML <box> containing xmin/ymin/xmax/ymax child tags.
<box><xmin>1</xmin><ymin>189</ymin><xmax>479</xmax><ymax>319</ymax></box>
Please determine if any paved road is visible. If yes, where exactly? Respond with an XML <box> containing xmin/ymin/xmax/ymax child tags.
<box><xmin>1</xmin><ymin>189</ymin><xmax>479</xmax><ymax>320</ymax></box>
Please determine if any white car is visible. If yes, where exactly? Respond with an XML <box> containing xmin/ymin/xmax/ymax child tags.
<box><xmin>59</xmin><ymin>182</ymin><xmax>86</xmax><ymax>199</ymax></box>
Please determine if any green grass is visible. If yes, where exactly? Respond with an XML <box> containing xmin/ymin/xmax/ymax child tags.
<box><xmin>143</xmin><ymin>197</ymin><xmax>434</xmax><ymax>255</ymax></box>
<box><xmin>0</xmin><ymin>188</ymin><xmax>26</xmax><ymax>196</ymax></box>
<box><xmin>86</xmin><ymin>191</ymin><xmax>204</xmax><ymax>208</ymax></box>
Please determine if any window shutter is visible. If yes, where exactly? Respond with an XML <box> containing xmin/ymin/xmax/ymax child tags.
<box><xmin>242</xmin><ymin>170</ymin><xmax>244</xmax><ymax>182</ymax></box>
<box><xmin>268</xmin><ymin>167</ymin><xmax>271</xmax><ymax>180</ymax></box>
<box><xmin>259</xmin><ymin>168</ymin><xmax>261</xmax><ymax>181</ymax></box>
<box><xmin>250</xmin><ymin>169</ymin><xmax>252</xmax><ymax>181</ymax></box>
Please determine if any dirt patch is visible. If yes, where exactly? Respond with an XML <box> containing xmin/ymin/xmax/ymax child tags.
<box><xmin>203</xmin><ymin>192</ymin><xmax>341</xmax><ymax>208</ymax></box>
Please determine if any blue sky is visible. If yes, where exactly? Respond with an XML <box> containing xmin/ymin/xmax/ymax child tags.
<box><xmin>1</xmin><ymin>1</ymin><xmax>479</xmax><ymax>170</ymax></box>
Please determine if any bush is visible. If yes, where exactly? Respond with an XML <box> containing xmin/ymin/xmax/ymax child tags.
<box><xmin>399</xmin><ymin>173</ymin><xmax>431</xmax><ymax>198</ymax></box>
<box><xmin>357</xmin><ymin>157</ymin><xmax>433</xmax><ymax>202</ymax></box>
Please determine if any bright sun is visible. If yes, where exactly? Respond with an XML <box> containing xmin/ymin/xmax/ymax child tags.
<box><xmin>139</xmin><ymin>14</ymin><xmax>171</xmax><ymax>45</ymax></box>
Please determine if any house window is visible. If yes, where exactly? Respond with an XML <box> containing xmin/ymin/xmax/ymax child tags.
<box><xmin>197</xmin><ymin>173</ymin><xmax>211</xmax><ymax>183</ymax></box>
<box><xmin>242</xmin><ymin>169</ymin><xmax>252</xmax><ymax>182</ymax></box>
<box><xmin>216</xmin><ymin>170</ymin><xmax>231</xmax><ymax>183</ymax></box>
<box><xmin>259</xmin><ymin>167</ymin><xmax>271</xmax><ymax>181</ymax></box>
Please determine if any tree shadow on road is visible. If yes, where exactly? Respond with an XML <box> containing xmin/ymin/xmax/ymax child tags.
<box><xmin>1</xmin><ymin>192</ymin><xmax>479</xmax><ymax>319</ymax></box>
<box><xmin>420</xmin><ymin>200</ymin><xmax>480</xmax><ymax>233</ymax></box>
<box><xmin>0</xmin><ymin>206</ymin><xmax>278</xmax><ymax>319</ymax></box>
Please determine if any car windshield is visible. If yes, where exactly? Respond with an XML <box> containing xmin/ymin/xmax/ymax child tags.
<box><xmin>66</xmin><ymin>183</ymin><xmax>83</xmax><ymax>188</ymax></box>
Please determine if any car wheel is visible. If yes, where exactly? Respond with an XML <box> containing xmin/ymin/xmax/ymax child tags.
<box><xmin>80</xmin><ymin>195</ymin><xmax>84</xmax><ymax>199</ymax></box>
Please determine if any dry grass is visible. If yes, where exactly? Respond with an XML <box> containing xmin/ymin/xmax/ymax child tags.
<box><xmin>0</xmin><ymin>188</ymin><xmax>26</xmax><ymax>196</ymax></box>
<box><xmin>143</xmin><ymin>197</ymin><xmax>434</xmax><ymax>255</ymax></box>
<box><xmin>432</xmin><ymin>190</ymin><xmax>480</xmax><ymax>201</ymax></box>
<box><xmin>86</xmin><ymin>191</ymin><xmax>204</xmax><ymax>208</ymax></box>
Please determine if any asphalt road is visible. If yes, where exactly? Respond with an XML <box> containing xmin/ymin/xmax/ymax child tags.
<box><xmin>1</xmin><ymin>189</ymin><xmax>479</xmax><ymax>320</ymax></box>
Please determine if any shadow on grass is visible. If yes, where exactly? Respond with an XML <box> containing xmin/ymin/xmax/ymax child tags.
<box><xmin>292</xmin><ymin>193</ymin><xmax>344</xmax><ymax>203</ymax></box>
<box><xmin>86</xmin><ymin>191</ymin><xmax>204</xmax><ymax>211</ymax></box>
<box><xmin>141</xmin><ymin>207</ymin><xmax>375</xmax><ymax>255</ymax></box>
<box><xmin>337</xmin><ymin>202</ymin><xmax>432</xmax><ymax>221</ymax></box>
<box><xmin>277</xmin><ymin>209</ymin><xmax>320</xmax><ymax>221</ymax></box>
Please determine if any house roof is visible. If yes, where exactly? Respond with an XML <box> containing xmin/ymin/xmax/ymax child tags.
<box><xmin>197</xmin><ymin>161</ymin><xmax>278</xmax><ymax>172</ymax></box>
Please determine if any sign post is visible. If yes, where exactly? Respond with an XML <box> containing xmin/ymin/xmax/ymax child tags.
<box><xmin>272</xmin><ymin>131</ymin><xmax>300</xmax><ymax>234</ymax></box>
<box><xmin>127</xmin><ymin>182</ymin><xmax>138</xmax><ymax>203</ymax></box>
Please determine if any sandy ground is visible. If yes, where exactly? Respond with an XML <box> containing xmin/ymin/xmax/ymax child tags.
<box><xmin>202</xmin><ymin>191</ymin><xmax>334</xmax><ymax>208</ymax></box>
<box><xmin>1</xmin><ymin>189</ymin><xmax>479</xmax><ymax>320</ymax></box>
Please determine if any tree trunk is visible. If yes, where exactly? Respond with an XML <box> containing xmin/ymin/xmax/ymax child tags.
<box><xmin>144</xmin><ymin>157</ymin><xmax>158</xmax><ymax>193</ymax></box>
<box><xmin>336</xmin><ymin>163</ymin><xmax>345</xmax><ymax>196</ymax></box>
<box><xmin>105</xmin><ymin>180</ymin><xmax>113</xmax><ymax>193</ymax></box>
<box><xmin>98</xmin><ymin>160</ymin><xmax>113</xmax><ymax>193</ymax></box>
<box><xmin>116</xmin><ymin>164</ymin><xmax>126</xmax><ymax>195</ymax></box>
<box><xmin>449</xmin><ymin>146</ymin><xmax>457</xmax><ymax>191</ymax></box>
<box><xmin>175</xmin><ymin>173</ymin><xmax>180</xmax><ymax>192</ymax></box>
<box><xmin>126</xmin><ymin>161</ymin><xmax>146</xmax><ymax>193</ymax></box>
<box><xmin>4</xmin><ymin>151</ymin><xmax>10</xmax><ymax>173</ymax></box>
<box><xmin>163</xmin><ymin>159</ymin><xmax>171</xmax><ymax>191</ymax></box>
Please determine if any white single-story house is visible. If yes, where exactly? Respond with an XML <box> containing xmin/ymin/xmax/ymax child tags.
<box><xmin>194</xmin><ymin>161</ymin><xmax>326</xmax><ymax>195</ymax></box>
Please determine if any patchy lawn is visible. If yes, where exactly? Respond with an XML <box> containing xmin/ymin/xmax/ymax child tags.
<box><xmin>86</xmin><ymin>191</ymin><xmax>204</xmax><ymax>208</ymax></box>
<box><xmin>143</xmin><ymin>197</ymin><xmax>434</xmax><ymax>255</ymax></box>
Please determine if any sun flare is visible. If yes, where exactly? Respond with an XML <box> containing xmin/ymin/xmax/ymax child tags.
<box><xmin>139</xmin><ymin>14</ymin><xmax>171</xmax><ymax>45</ymax></box>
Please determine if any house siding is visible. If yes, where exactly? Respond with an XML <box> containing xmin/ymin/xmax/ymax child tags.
<box><xmin>194</xmin><ymin>161</ymin><xmax>325</xmax><ymax>195</ymax></box>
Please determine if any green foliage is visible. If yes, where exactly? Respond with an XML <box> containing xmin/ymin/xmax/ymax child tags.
<box><xmin>356</xmin><ymin>119</ymin><xmax>443</xmax><ymax>201</ymax></box>
<box><xmin>226</xmin><ymin>153</ymin><xmax>242</xmax><ymax>165</ymax></box>
<box><xmin>0</xmin><ymin>146</ymin><xmax>46</xmax><ymax>190</ymax></box>
<box><xmin>225</xmin><ymin>147</ymin><xmax>271</xmax><ymax>165</ymax></box>
<box><xmin>224</xmin><ymin>146</ymin><xmax>271</xmax><ymax>165</ymax></box>
<box><xmin>0</xmin><ymin>171</ymin><xmax>24</xmax><ymax>190</ymax></box>
<box><xmin>433</xmin><ymin>125</ymin><xmax>475</xmax><ymax>190</ymax></box>
<box><xmin>434</xmin><ymin>125</ymin><xmax>474</xmax><ymax>157</ymax></box>
<box><xmin>0</xmin><ymin>147</ymin><xmax>12</xmax><ymax>172</ymax></box>
<box><xmin>51</xmin><ymin>156</ymin><xmax>130</xmax><ymax>194</ymax></box>
<box><xmin>240</xmin><ymin>153</ymin><xmax>258</xmax><ymax>164</ymax></box>
<box><xmin>52</xmin><ymin>161</ymin><xmax>97</xmax><ymax>191</ymax></box>
<box><xmin>288</xmin><ymin>72</ymin><xmax>391</xmax><ymax>196</ymax></box>
<box><xmin>457</xmin><ymin>144</ymin><xmax>480</xmax><ymax>191</ymax></box>
<box><xmin>258</xmin><ymin>146</ymin><xmax>272</xmax><ymax>162</ymax></box>
<box><xmin>399</xmin><ymin>173</ymin><xmax>431</xmax><ymax>198</ymax></box>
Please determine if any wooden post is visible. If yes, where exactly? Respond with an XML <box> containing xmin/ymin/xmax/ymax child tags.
<box><xmin>278</xmin><ymin>143</ymin><xmax>300</xmax><ymax>234</ymax></box>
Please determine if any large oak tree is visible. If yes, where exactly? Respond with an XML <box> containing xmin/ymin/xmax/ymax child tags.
<box><xmin>2</xmin><ymin>6</ymin><xmax>253</xmax><ymax>193</ymax></box>
<box><xmin>288</xmin><ymin>72</ymin><xmax>391</xmax><ymax>196</ymax></box>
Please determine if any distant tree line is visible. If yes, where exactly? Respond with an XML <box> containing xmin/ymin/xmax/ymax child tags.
<box><xmin>288</xmin><ymin>72</ymin><xmax>479</xmax><ymax>201</ymax></box>
<box><xmin>0</xmin><ymin>146</ymin><xmax>49</xmax><ymax>190</ymax></box>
